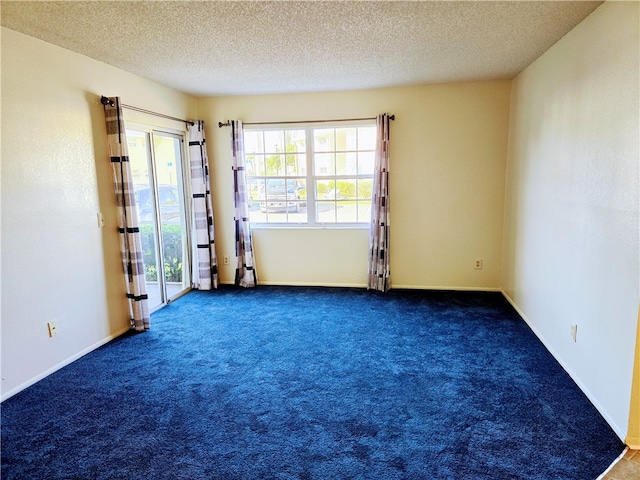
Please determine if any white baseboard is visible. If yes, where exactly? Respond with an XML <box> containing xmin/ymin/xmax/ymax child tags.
<box><xmin>1</xmin><ymin>326</ymin><xmax>131</xmax><ymax>403</ymax></box>
<box><xmin>254</xmin><ymin>280</ymin><xmax>367</xmax><ymax>288</ymax></box>
<box><xmin>392</xmin><ymin>284</ymin><xmax>502</xmax><ymax>292</ymax></box>
<box><xmin>596</xmin><ymin>447</ymin><xmax>628</xmax><ymax>479</ymax></box>
<box><xmin>501</xmin><ymin>290</ymin><xmax>627</xmax><ymax>442</ymax></box>
<box><xmin>220</xmin><ymin>280</ymin><xmax>501</xmax><ymax>292</ymax></box>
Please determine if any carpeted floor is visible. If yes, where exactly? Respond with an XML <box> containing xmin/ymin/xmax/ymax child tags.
<box><xmin>1</xmin><ymin>287</ymin><xmax>624</xmax><ymax>479</ymax></box>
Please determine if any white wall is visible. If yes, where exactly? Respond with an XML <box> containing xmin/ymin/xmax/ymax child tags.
<box><xmin>201</xmin><ymin>81</ymin><xmax>511</xmax><ymax>289</ymax></box>
<box><xmin>502</xmin><ymin>1</ymin><xmax>639</xmax><ymax>440</ymax></box>
<box><xmin>0</xmin><ymin>27</ymin><xmax>196</xmax><ymax>399</ymax></box>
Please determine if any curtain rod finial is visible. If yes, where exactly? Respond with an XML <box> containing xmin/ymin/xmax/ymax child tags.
<box><xmin>100</xmin><ymin>96</ymin><xmax>115</xmax><ymax>107</ymax></box>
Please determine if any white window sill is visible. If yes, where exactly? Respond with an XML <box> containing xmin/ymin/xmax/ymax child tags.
<box><xmin>249</xmin><ymin>223</ymin><xmax>369</xmax><ymax>230</ymax></box>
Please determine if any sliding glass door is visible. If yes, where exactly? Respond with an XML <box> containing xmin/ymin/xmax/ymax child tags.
<box><xmin>127</xmin><ymin>128</ymin><xmax>191</xmax><ymax>311</ymax></box>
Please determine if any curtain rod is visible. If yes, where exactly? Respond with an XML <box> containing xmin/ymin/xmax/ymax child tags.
<box><xmin>101</xmin><ymin>96</ymin><xmax>194</xmax><ymax>126</ymax></box>
<box><xmin>218</xmin><ymin>114</ymin><xmax>394</xmax><ymax>128</ymax></box>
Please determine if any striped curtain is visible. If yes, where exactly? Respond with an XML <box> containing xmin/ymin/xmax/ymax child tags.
<box><xmin>188</xmin><ymin>121</ymin><xmax>218</xmax><ymax>290</ymax></box>
<box><xmin>231</xmin><ymin>120</ymin><xmax>257</xmax><ymax>288</ymax></box>
<box><xmin>368</xmin><ymin>113</ymin><xmax>391</xmax><ymax>292</ymax></box>
<box><xmin>104</xmin><ymin>97</ymin><xmax>150</xmax><ymax>331</ymax></box>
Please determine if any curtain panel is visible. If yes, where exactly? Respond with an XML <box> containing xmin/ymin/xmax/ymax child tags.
<box><xmin>188</xmin><ymin>121</ymin><xmax>218</xmax><ymax>290</ymax></box>
<box><xmin>230</xmin><ymin>120</ymin><xmax>257</xmax><ymax>288</ymax></box>
<box><xmin>104</xmin><ymin>97</ymin><xmax>150</xmax><ymax>330</ymax></box>
<box><xmin>368</xmin><ymin>113</ymin><xmax>391</xmax><ymax>292</ymax></box>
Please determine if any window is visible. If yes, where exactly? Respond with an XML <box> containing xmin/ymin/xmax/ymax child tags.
<box><xmin>245</xmin><ymin>123</ymin><xmax>376</xmax><ymax>225</ymax></box>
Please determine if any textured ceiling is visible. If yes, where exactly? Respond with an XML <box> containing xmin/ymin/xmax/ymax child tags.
<box><xmin>1</xmin><ymin>1</ymin><xmax>603</xmax><ymax>96</ymax></box>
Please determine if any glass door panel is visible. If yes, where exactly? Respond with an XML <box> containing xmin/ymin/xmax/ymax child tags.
<box><xmin>152</xmin><ymin>133</ymin><xmax>190</xmax><ymax>301</ymax></box>
<box><xmin>126</xmin><ymin>128</ymin><xmax>191</xmax><ymax>312</ymax></box>
<box><xmin>126</xmin><ymin>130</ymin><xmax>164</xmax><ymax>310</ymax></box>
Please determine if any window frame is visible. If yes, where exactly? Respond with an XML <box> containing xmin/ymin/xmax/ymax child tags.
<box><xmin>244</xmin><ymin>120</ymin><xmax>376</xmax><ymax>228</ymax></box>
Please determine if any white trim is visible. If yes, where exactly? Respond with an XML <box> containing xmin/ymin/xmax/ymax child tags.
<box><xmin>596</xmin><ymin>447</ymin><xmax>628</xmax><ymax>480</ymax></box>
<box><xmin>243</xmin><ymin>119</ymin><xmax>376</xmax><ymax>131</ymax></box>
<box><xmin>392</xmin><ymin>284</ymin><xmax>502</xmax><ymax>292</ymax></box>
<box><xmin>124</xmin><ymin>120</ymin><xmax>186</xmax><ymax>137</ymax></box>
<box><xmin>219</xmin><ymin>281</ymin><xmax>501</xmax><ymax>291</ymax></box>
<box><xmin>1</xmin><ymin>326</ymin><xmax>131</xmax><ymax>402</ymax></box>
<box><xmin>251</xmin><ymin>280</ymin><xmax>367</xmax><ymax>288</ymax></box>
<box><xmin>250</xmin><ymin>223</ymin><xmax>369</xmax><ymax>230</ymax></box>
<box><xmin>501</xmin><ymin>290</ymin><xmax>627</xmax><ymax>441</ymax></box>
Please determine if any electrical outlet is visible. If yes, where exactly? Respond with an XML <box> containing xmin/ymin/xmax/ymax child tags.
<box><xmin>47</xmin><ymin>321</ymin><xmax>58</xmax><ymax>338</ymax></box>
<box><xmin>97</xmin><ymin>212</ymin><xmax>105</xmax><ymax>228</ymax></box>
<box><xmin>570</xmin><ymin>324</ymin><xmax>578</xmax><ymax>342</ymax></box>
<box><xmin>474</xmin><ymin>258</ymin><xmax>483</xmax><ymax>270</ymax></box>
<box><xmin>223</xmin><ymin>256</ymin><xmax>230</xmax><ymax>265</ymax></box>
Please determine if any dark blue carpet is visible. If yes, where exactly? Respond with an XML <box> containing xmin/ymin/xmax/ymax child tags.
<box><xmin>1</xmin><ymin>287</ymin><xmax>623</xmax><ymax>479</ymax></box>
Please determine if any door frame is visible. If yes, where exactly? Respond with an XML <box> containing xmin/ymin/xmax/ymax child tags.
<box><xmin>126</xmin><ymin>122</ymin><xmax>193</xmax><ymax>312</ymax></box>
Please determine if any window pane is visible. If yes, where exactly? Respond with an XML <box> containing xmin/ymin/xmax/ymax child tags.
<box><xmin>336</xmin><ymin>128</ymin><xmax>357</xmax><ymax>151</ymax></box>
<box><xmin>285</xmin><ymin>130</ymin><xmax>306</xmax><ymax>153</ymax></box>
<box><xmin>264</xmin><ymin>130</ymin><xmax>284</xmax><ymax>153</ymax></box>
<box><xmin>358</xmin><ymin>126</ymin><xmax>376</xmax><ymax>150</ymax></box>
<box><xmin>314</xmin><ymin>153</ymin><xmax>335</xmax><ymax>176</ymax></box>
<box><xmin>314</xmin><ymin>129</ymin><xmax>334</xmax><ymax>152</ymax></box>
<box><xmin>245</xmin><ymin>154</ymin><xmax>260</xmax><ymax>176</ymax></box>
<box><xmin>244</xmin><ymin>131</ymin><xmax>264</xmax><ymax>154</ymax></box>
<box><xmin>358</xmin><ymin>178</ymin><xmax>373</xmax><ymax>199</ymax></box>
<box><xmin>336</xmin><ymin>202</ymin><xmax>358</xmax><ymax>223</ymax></box>
<box><xmin>296</xmin><ymin>154</ymin><xmax>307</xmax><ymax>176</ymax></box>
<box><xmin>249</xmin><ymin>208</ymin><xmax>263</xmax><ymax>223</ymax></box>
<box><xmin>287</xmin><ymin>210</ymin><xmax>307</xmax><ymax>223</ymax></box>
<box><xmin>249</xmin><ymin>192</ymin><xmax>268</xmax><ymax>222</ymax></box>
<box><xmin>266</xmin><ymin>211</ymin><xmax>288</xmax><ymax>223</ymax></box>
<box><xmin>286</xmin><ymin>179</ymin><xmax>303</xmax><ymax>200</ymax></box>
<box><xmin>254</xmin><ymin>177</ymin><xmax>303</xmax><ymax>222</ymax></box>
<box><xmin>316</xmin><ymin>201</ymin><xmax>336</xmax><ymax>223</ymax></box>
<box><xmin>336</xmin><ymin>152</ymin><xmax>357</xmax><ymax>175</ymax></box>
<box><xmin>254</xmin><ymin>178</ymin><xmax>266</xmax><ymax>195</ymax></box>
<box><xmin>285</xmin><ymin>153</ymin><xmax>306</xmax><ymax>176</ymax></box>
<box><xmin>293</xmin><ymin>179</ymin><xmax>307</xmax><ymax>201</ymax></box>
<box><xmin>357</xmin><ymin>151</ymin><xmax>374</xmax><ymax>175</ymax></box>
<box><xmin>265</xmin><ymin>154</ymin><xmax>285</xmax><ymax>176</ymax></box>
<box><xmin>357</xmin><ymin>200</ymin><xmax>372</xmax><ymax>222</ymax></box>
<box><xmin>159</xmin><ymin>187</ymin><xmax>176</xmax><ymax>205</ymax></box>
<box><xmin>337</xmin><ymin>179</ymin><xmax>357</xmax><ymax>200</ymax></box>
<box><xmin>316</xmin><ymin>179</ymin><xmax>336</xmax><ymax>200</ymax></box>
<box><xmin>248</xmin><ymin>179</ymin><xmax>261</xmax><ymax>207</ymax></box>
<box><xmin>252</xmin><ymin>155</ymin><xmax>266</xmax><ymax>177</ymax></box>
<box><xmin>265</xmin><ymin>178</ymin><xmax>286</xmax><ymax>200</ymax></box>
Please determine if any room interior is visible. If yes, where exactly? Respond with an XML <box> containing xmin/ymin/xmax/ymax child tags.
<box><xmin>1</xmin><ymin>0</ymin><xmax>638</xmax><ymax>471</ymax></box>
